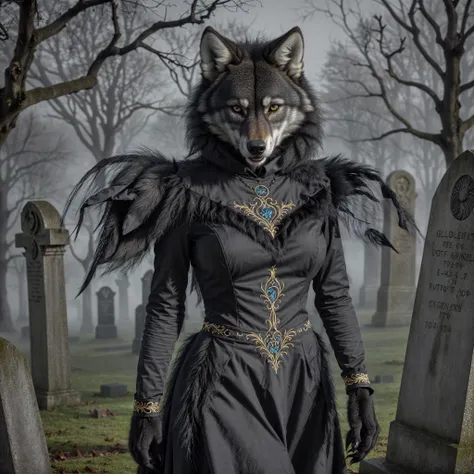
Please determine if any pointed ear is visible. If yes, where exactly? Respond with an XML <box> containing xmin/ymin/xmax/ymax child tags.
<box><xmin>267</xmin><ymin>27</ymin><xmax>304</xmax><ymax>79</ymax></box>
<box><xmin>200</xmin><ymin>27</ymin><xmax>240</xmax><ymax>81</ymax></box>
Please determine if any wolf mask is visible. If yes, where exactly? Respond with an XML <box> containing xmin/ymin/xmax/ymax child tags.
<box><xmin>187</xmin><ymin>26</ymin><xmax>323</xmax><ymax>170</ymax></box>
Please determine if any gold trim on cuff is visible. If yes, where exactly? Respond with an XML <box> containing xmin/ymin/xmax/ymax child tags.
<box><xmin>133</xmin><ymin>399</ymin><xmax>161</xmax><ymax>415</ymax></box>
<box><xmin>343</xmin><ymin>373</ymin><xmax>371</xmax><ymax>386</ymax></box>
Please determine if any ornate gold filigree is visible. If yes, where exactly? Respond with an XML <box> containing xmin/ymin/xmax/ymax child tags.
<box><xmin>233</xmin><ymin>185</ymin><xmax>295</xmax><ymax>238</ymax></box>
<box><xmin>343</xmin><ymin>373</ymin><xmax>371</xmax><ymax>386</ymax></box>
<box><xmin>246</xmin><ymin>266</ymin><xmax>311</xmax><ymax>373</ymax></box>
<box><xmin>202</xmin><ymin>321</ymin><xmax>232</xmax><ymax>337</ymax></box>
<box><xmin>133</xmin><ymin>399</ymin><xmax>161</xmax><ymax>414</ymax></box>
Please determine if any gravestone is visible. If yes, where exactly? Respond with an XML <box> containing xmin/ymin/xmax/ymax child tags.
<box><xmin>359</xmin><ymin>241</ymin><xmax>381</xmax><ymax>309</ymax></box>
<box><xmin>0</xmin><ymin>338</ymin><xmax>52</xmax><ymax>473</ymax></box>
<box><xmin>15</xmin><ymin>201</ymin><xmax>80</xmax><ymax>409</ymax></box>
<box><xmin>100</xmin><ymin>383</ymin><xmax>128</xmax><ymax>397</ymax></box>
<box><xmin>21</xmin><ymin>325</ymin><xmax>30</xmax><ymax>340</ymax></box>
<box><xmin>142</xmin><ymin>269</ymin><xmax>153</xmax><ymax>304</ymax></box>
<box><xmin>372</xmin><ymin>170</ymin><xmax>417</xmax><ymax>326</ymax></box>
<box><xmin>132</xmin><ymin>304</ymin><xmax>146</xmax><ymax>355</ymax></box>
<box><xmin>360</xmin><ymin>150</ymin><xmax>474</xmax><ymax>474</ymax></box>
<box><xmin>115</xmin><ymin>273</ymin><xmax>130</xmax><ymax>323</ymax></box>
<box><xmin>95</xmin><ymin>286</ymin><xmax>117</xmax><ymax>339</ymax></box>
<box><xmin>17</xmin><ymin>260</ymin><xmax>28</xmax><ymax>323</ymax></box>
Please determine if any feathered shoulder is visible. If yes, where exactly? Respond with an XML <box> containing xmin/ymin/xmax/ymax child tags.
<box><xmin>63</xmin><ymin>152</ymin><xmax>418</xmax><ymax>293</ymax></box>
<box><xmin>287</xmin><ymin>155</ymin><xmax>418</xmax><ymax>246</ymax></box>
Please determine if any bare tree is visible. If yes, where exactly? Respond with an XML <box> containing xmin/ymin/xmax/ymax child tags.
<box><xmin>31</xmin><ymin>5</ymin><xmax>178</xmax><ymax>332</ymax></box>
<box><xmin>0</xmin><ymin>110</ymin><xmax>68</xmax><ymax>331</ymax></box>
<box><xmin>301</xmin><ymin>0</ymin><xmax>474</xmax><ymax>167</ymax></box>
<box><xmin>321</xmin><ymin>43</ymin><xmax>404</xmax><ymax>176</ymax></box>
<box><xmin>0</xmin><ymin>0</ymin><xmax>256</xmax><ymax>147</ymax></box>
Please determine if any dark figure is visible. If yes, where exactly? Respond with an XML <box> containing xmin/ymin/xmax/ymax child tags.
<box><xmin>65</xmin><ymin>26</ymin><xmax>417</xmax><ymax>473</ymax></box>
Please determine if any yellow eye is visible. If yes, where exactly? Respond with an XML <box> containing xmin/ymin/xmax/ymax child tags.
<box><xmin>231</xmin><ymin>105</ymin><xmax>243</xmax><ymax>114</ymax></box>
<box><xmin>269</xmin><ymin>104</ymin><xmax>280</xmax><ymax>112</ymax></box>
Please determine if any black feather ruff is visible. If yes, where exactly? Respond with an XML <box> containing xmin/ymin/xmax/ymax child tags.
<box><xmin>63</xmin><ymin>151</ymin><xmax>420</xmax><ymax>295</ymax></box>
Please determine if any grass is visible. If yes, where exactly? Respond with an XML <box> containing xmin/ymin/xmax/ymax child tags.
<box><xmin>28</xmin><ymin>312</ymin><xmax>408</xmax><ymax>473</ymax></box>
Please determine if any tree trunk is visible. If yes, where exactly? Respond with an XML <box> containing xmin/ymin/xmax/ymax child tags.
<box><xmin>80</xmin><ymin>283</ymin><xmax>94</xmax><ymax>334</ymax></box>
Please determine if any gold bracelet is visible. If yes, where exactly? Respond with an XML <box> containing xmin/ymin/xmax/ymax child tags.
<box><xmin>133</xmin><ymin>399</ymin><xmax>161</xmax><ymax>415</ymax></box>
<box><xmin>343</xmin><ymin>373</ymin><xmax>371</xmax><ymax>386</ymax></box>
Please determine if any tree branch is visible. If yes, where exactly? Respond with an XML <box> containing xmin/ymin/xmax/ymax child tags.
<box><xmin>34</xmin><ymin>0</ymin><xmax>111</xmax><ymax>44</ymax></box>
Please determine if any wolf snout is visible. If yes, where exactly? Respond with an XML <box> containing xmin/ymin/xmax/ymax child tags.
<box><xmin>247</xmin><ymin>140</ymin><xmax>266</xmax><ymax>156</ymax></box>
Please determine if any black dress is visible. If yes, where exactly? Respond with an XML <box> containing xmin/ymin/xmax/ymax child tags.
<box><xmin>70</xmin><ymin>149</ymin><xmax>415</xmax><ymax>474</ymax></box>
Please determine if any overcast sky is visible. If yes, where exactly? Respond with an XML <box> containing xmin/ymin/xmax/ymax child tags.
<box><xmin>220</xmin><ymin>0</ymin><xmax>343</xmax><ymax>83</ymax></box>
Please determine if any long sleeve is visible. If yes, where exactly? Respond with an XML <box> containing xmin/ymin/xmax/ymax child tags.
<box><xmin>134</xmin><ymin>223</ymin><xmax>191</xmax><ymax>416</ymax></box>
<box><xmin>313</xmin><ymin>219</ymin><xmax>372</xmax><ymax>393</ymax></box>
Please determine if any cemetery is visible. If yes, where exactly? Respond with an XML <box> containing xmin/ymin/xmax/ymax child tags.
<box><xmin>0</xmin><ymin>151</ymin><xmax>472</xmax><ymax>472</ymax></box>
<box><xmin>1</xmin><ymin>1</ymin><xmax>473</xmax><ymax>472</ymax></box>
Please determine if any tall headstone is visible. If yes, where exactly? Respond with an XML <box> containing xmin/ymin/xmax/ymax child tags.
<box><xmin>359</xmin><ymin>241</ymin><xmax>381</xmax><ymax>309</ymax></box>
<box><xmin>132</xmin><ymin>304</ymin><xmax>146</xmax><ymax>355</ymax></box>
<box><xmin>0</xmin><ymin>338</ymin><xmax>52</xmax><ymax>473</ymax></box>
<box><xmin>95</xmin><ymin>286</ymin><xmax>117</xmax><ymax>339</ymax></box>
<box><xmin>15</xmin><ymin>201</ymin><xmax>80</xmax><ymax>410</ymax></box>
<box><xmin>17</xmin><ymin>259</ymin><xmax>28</xmax><ymax>323</ymax></box>
<box><xmin>372</xmin><ymin>170</ymin><xmax>417</xmax><ymax>326</ymax></box>
<box><xmin>115</xmin><ymin>273</ymin><xmax>130</xmax><ymax>323</ymax></box>
<box><xmin>361</xmin><ymin>150</ymin><xmax>474</xmax><ymax>474</ymax></box>
<box><xmin>142</xmin><ymin>269</ymin><xmax>153</xmax><ymax>304</ymax></box>
<box><xmin>132</xmin><ymin>270</ymin><xmax>153</xmax><ymax>354</ymax></box>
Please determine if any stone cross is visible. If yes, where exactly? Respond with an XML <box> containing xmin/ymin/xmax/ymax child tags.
<box><xmin>95</xmin><ymin>286</ymin><xmax>118</xmax><ymax>339</ymax></box>
<box><xmin>15</xmin><ymin>200</ymin><xmax>80</xmax><ymax>410</ymax></box>
<box><xmin>361</xmin><ymin>150</ymin><xmax>474</xmax><ymax>474</ymax></box>
<box><xmin>0</xmin><ymin>337</ymin><xmax>52</xmax><ymax>473</ymax></box>
<box><xmin>372</xmin><ymin>170</ymin><xmax>417</xmax><ymax>326</ymax></box>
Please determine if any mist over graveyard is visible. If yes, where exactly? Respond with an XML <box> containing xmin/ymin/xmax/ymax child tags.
<box><xmin>1</xmin><ymin>1</ymin><xmax>474</xmax><ymax>473</ymax></box>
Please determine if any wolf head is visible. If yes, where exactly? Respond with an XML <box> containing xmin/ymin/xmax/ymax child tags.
<box><xmin>186</xmin><ymin>27</ymin><xmax>323</xmax><ymax>170</ymax></box>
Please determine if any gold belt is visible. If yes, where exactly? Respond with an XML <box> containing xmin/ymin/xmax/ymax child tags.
<box><xmin>201</xmin><ymin>319</ymin><xmax>312</xmax><ymax>374</ymax></box>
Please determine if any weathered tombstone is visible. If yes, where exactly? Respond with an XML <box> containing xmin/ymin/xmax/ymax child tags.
<box><xmin>0</xmin><ymin>338</ymin><xmax>52</xmax><ymax>473</ymax></box>
<box><xmin>372</xmin><ymin>375</ymin><xmax>394</xmax><ymax>384</ymax></box>
<box><xmin>15</xmin><ymin>201</ymin><xmax>80</xmax><ymax>409</ymax></box>
<box><xmin>17</xmin><ymin>259</ymin><xmax>28</xmax><ymax>323</ymax></box>
<box><xmin>141</xmin><ymin>269</ymin><xmax>153</xmax><ymax>305</ymax></box>
<box><xmin>359</xmin><ymin>241</ymin><xmax>381</xmax><ymax>309</ymax></box>
<box><xmin>361</xmin><ymin>150</ymin><xmax>474</xmax><ymax>474</ymax></box>
<box><xmin>100</xmin><ymin>383</ymin><xmax>128</xmax><ymax>397</ymax></box>
<box><xmin>115</xmin><ymin>273</ymin><xmax>130</xmax><ymax>323</ymax></box>
<box><xmin>132</xmin><ymin>304</ymin><xmax>146</xmax><ymax>355</ymax></box>
<box><xmin>371</xmin><ymin>170</ymin><xmax>417</xmax><ymax>326</ymax></box>
<box><xmin>20</xmin><ymin>325</ymin><xmax>30</xmax><ymax>340</ymax></box>
<box><xmin>95</xmin><ymin>286</ymin><xmax>117</xmax><ymax>339</ymax></box>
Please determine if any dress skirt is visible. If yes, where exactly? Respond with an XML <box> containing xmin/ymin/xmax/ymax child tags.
<box><xmin>140</xmin><ymin>326</ymin><xmax>347</xmax><ymax>474</ymax></box>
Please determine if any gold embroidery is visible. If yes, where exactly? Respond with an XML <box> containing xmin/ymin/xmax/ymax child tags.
<box><xmin>233</xmin><ymin>184</ymin><xmax>295</xmax><ymax>238</ymax></box>
<box><xmin>246</xmin><ymin>266</ymin><xmax>311</xmax><ymax>373</ymax></box>
<box><xmin>133</xmin><ymin>399</ymin><xmax>161</xmax><ymax>414</ymax></box>
<box><xmin>202</xmin><ymin>322</ymin><xmax>232</xmax><ymax>337</ymax></box>
<box><xmin>343</xmin><ymin>373</ymin><xmax>371</xmax><ymax>386</ymax></box>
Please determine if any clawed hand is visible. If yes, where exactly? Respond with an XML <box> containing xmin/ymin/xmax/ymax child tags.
<box><xmin>345</xmin><ymin>388</ymin><xmax>380</xmax><ymax>464</ymax></box>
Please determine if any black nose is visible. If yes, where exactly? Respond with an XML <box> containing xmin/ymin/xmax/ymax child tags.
<box><xmin>247</xmin><ymin>140</ymin><xmax>266</xmax><ymax>155</ymax></box>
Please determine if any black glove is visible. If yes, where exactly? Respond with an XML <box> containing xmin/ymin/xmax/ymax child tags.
<box><xmin>129</xmin><ymin>413</ymin><xmax>164</xmax><ymax>472</ymax></box>
<box><xmin>345</xmin><ymin>387</ymin><xmax>380</xmax><ymax>464</ymax></box>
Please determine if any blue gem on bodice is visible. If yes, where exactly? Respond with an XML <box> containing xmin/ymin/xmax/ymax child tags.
<box><xmin>254</xmin><ymin>185</ymin><xmax>269</xmax><ymax>197</ymax></box>
<box><xmin>267</xmin><ymin>287</ymin><xmax>277</xmax><ymax>302</ymax></box>
<box><xmin>259</xmin><ymin>207</ymin><xmax>274</xmax><ymax>221</ymax></box>
<box><xmin>265</xmin><ymin>332</ymin><xmax>282</xmax><ymax>355</ymax></box>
